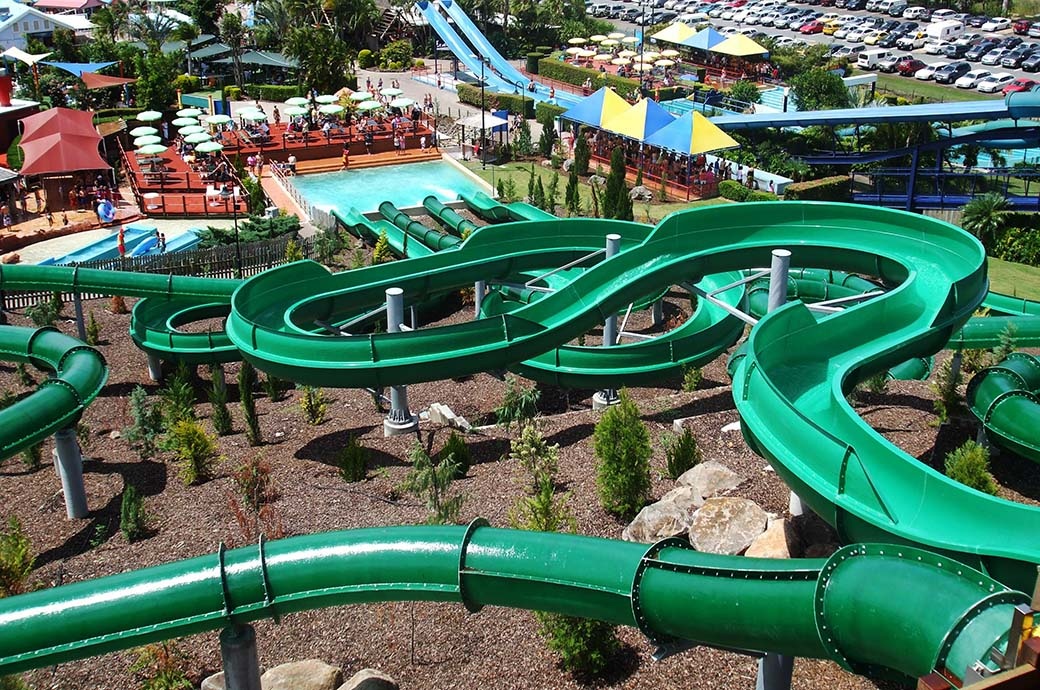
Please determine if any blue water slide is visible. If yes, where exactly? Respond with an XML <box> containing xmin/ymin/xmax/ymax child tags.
<box><xmin>129</xmin><ymin>229</ymin><xmax>202</xmax><ymax>258</ymax></box>
<box><xmin>439</xmin><ymin>0</ymin><xmax>581</xmax><ymax>107</ymax></box>
<box><xmin>418</xmin><ymin>1</ymin><xmax>567</xmax><ymax>107</ymax></box>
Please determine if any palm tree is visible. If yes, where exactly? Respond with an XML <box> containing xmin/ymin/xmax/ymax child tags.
<box><xmin>961</xmin><ymin>192</ymin><xmax>1011</xmax><ymax>250</ymax></box>
<box><xmin>253</xmin><ymin>0</ymin><xmax>291</xmax><ymax>49</ymax></box>
<box><xmin>219</xmin><ymin>12</ymin><xmax>246</xmax><ymax>89</ymax></box>
<box><xmin>172</xmin><ymin>22</ymin><xmax>200</xmax><ymax>76</ymax></box>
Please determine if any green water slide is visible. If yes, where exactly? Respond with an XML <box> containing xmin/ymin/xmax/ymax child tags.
<box><xmin>0</xmin><ymin>524</ymin><xmax>1027</xmax><ymax>684</ymax></box>
<box><xmin>333</xmin><ymin>208</ymin><xmax>435</xmax><ymax>259</ymax></box>
<box><xmin>0</xmin><ymin>326</ymin><xmax>107</xmax><ymax>460</ymax></box>
<box><xmin>378</xmin><ymin>201</ymin><xmax>461</xmax><ymax>251</ymax></box>
<box><xmin>506</xmin><ymin>201</ymin><xmax>557</xmax><ymax>221</ymax></box>
<box><xmin>967</xmin><ymin>352</ymin><xmax>1040</xmax><ymax>463</ymax></box>
<box><xmin>422</xmin><ymin>195</ymin><xmax>478</xmax><ymax>237</ymax></box>
<box><xmin>459</xmin><ymin>190</ymin><xmax>512</xmax><ymax>222</ymax></box>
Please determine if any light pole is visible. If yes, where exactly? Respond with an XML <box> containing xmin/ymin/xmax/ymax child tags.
<box><xmin>220</xmin><ymin>186</ymin><xmax>242</xmax><ymax>277</ymax></box>
<box><xmin>480</xmin><ymin>58</ymin><xmax>486</xmax><ymax>170</ymax></box>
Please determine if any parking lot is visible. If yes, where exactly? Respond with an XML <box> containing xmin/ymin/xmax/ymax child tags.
<box><xmin>594</xmin><ymin>0</ymin><xmax>1040</xmax><ymax>95</ymax></box>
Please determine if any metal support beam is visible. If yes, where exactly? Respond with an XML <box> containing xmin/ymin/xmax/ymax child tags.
<box><xmin>767</xmin><ymin>249</ymin><xmax>804</xmax><ymax>518</ymax></box>
<box><xmin>54</xmin><ymin>427</ymin><xmax>87</xmax><ymax>519</ymax></box>
<box><xmin>73</xmin><ymin>292</ymin><xmax>86</xmax><ymax>342</ymax></box>
<box><xmin>219</xmin><ymin>624</ymin><xmax>262</xmax><ymax>690</ymax></box>
<box><xmin>383</xmin><ymin>287</ymin><xmax>418</xmax><ymax>436</ymax></box>
<box><xmin>593</xmin><ymin>234</ymin><xmax>622</xmax><ymax>411</ymax></box>
<box><xmin>756</xmin><ymin>653</ymin><xmax>793</xmax><ymax>690</ymax></box>
<box><xmin>474</xmin><ymin>280</ymin><xmax>486</xmax><ymax>318</ymax></box>
<box><xmin>146</xmin><ymin>353</ymin><xmax>162</xmax><ymax>383</ymax></box>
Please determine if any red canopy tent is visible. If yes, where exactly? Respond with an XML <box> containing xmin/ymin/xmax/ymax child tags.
<box><xmin>18</xmin><ymin>107</ymin><xmax>109</xmax><ymax>177</ymax></box>
<box><xmin>80</xmin><ymin>72</ymin><xmax>137</xmax><ymax>91</ymax></box>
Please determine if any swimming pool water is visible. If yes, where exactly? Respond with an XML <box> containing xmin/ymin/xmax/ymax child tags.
<box><xmin>288</xmin><ymin>160</ymin><xmax>491</xmax><ymax>214</ymax></box>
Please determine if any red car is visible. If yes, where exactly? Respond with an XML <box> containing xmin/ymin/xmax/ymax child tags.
<box><xmin>1002</xmin><ymin>77</ymin><xmax>1038</xmax><ymax>93</ymax></box>
<box><xmin>800</xmin><ymin>20</ymin><xmax>825</xmax><ymax>33</ymax></box>
<box><xmin>727</xmin><ymin>0</ymin><xmax>747</xmax><ymax>7</ymax></box>
<box><xmin>897</xmin><ymin>58</ymin><xmax>927</xmax><ymax>76</ymax></box>
<box><xmin>1014</xmin><ymin>18</ymin><xmax>1034</xmax><ymax>34</ymax></box>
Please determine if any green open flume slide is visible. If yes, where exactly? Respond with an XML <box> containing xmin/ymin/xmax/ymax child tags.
<box><xmin>2</xmin><ymin>203</ymin><xmax>1040</xmax><ymax>684</ymax></box>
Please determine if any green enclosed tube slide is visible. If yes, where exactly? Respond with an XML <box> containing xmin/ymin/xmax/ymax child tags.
<box><xmin>378</xmin><ymin>201</ymin><xmax>461</xmax><ymax>251</ymax></box>
<box><xmin>0</xmin><ymin>326</ymin><xmax>107</xmax><ymax>460</ymax></box>
<box><xmin>967</xmin><ymin>352</ymin><xmax>1040</xmax><ymax>463</ymax></box>
<box><xmin>0</xmin><ymin>524</ymin><xmax>1026</xmax><ymax>684</ymax></box>
<box><xmin>332</xmin><ymin>208</ymin><xmax>435</xmax><ymax>259</ymax></box>
<box><xmin>422</xmin><ymin>195</ymin><xmax>478</xmax><ymax>237</ymax></box>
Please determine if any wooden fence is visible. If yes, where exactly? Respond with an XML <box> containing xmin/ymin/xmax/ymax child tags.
<box><xmin>0</xmin><ymin>234</ymin><xmax>311</xmax><ymax>312</ymax></box>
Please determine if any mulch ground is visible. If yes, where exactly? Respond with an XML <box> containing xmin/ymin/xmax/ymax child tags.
<box><xmin>0</xmin><ymin>236</ymin><xmax>1029</xmax><ymax>690</ymax></box>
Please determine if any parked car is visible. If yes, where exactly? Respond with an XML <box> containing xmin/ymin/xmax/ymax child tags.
<box><xmin>966</xmin><ymin>15</ymin><xmax>989</xmax><ymax>28</ymax></box>
<box><xmin>954</xmin><ymin>68</ymin><xmax>991</xmax><ymax>87</ymax></box>
<box><xmin>864</xmin><ymin>30</ymin><xmax>890</xmax><ymax>44</ymax></box>
<box><xmin>933</xmin><ymin>60</ymin><xmax>971</xmax><ymax>82</ymax></box>
<box><xmin>976</xmin><ymin>72</ymin><xmax>1015</xmax><ymax>91</ymax></box>
<box><xmin>897</xmin><ymin>57</ymin><xmax>927</xmax><ymax>74</ymax></box>
<box><xmin>1015</xmin><ymin>18</ymin><xmax>1034</xmax><ymax>34</ymax></box>
<box><xmin>1022</xmin><ymin>52</ymin><xmax>1040</xmax><ymax>70</ymax></box>
<box><xmin>999</xmin><ymin>36</ymin><xmax>1023</xmax><ymax>48</ymax></box>
<box><xmin>1000</xmin><ymin>43</ymin><xmax>1039</xmax><ymax>68</ymax></box>
<box><xmin>980</xmin><ymin>47</ymin><xmax>1011</xmax><ymax>64</ymax></box>
<box><xmin>902</xmin><ymin>5</ymin><xmax>929</xmax><ymax>19</ymax></box>
<box><xmin>954</xmin><ymin>32</ymin><xmax>983</xmax><ymax>46</ymax></box>
<box><xmin>942</xmin><ymin>42</ymin><xmax>970</xmax><ymax>58</ymax></box>
<box><xmin>1029</xmin><ymin>21</ymin><xmax>1040</xmax><ymax>38</ymax></box>
<box><xmin>878</xmin><ymin>32</ymin><xmax>902</xmax><ymax>47</ymax></box>
<box><xmin>930</xmin><ymin>8</ymin><xmax>955</xmax><ymax>22</ymax></box>
<box><xmin>833</xmin><ymin>44</ymin><xmax>865</xmax><ymax>57</ymax></box>
<box><xmin>800</xmin><ymin>19</ymin><xmax>826</xmax><ymax>32</ymax></box>
<box><xmin>1002</xmin><ymin>77</ymin><xmax>1038</xmax><ymax>93</ymax></box>
<box><xmin>845</xmin><ymin>0</ymin><xmax>866</xmax><ymax>9</ymax></box>
<box><xmin>981</xmin><ymin>17</ymin><xmax>1011</xmax><ymax>31</ymax></box>
<box><xmin>896</xmin><ymin>31</ymin><xmax>927</xmax><ymax>49</ymax></box>
<box><xmin>965</xmin><ymin>39</ymin><xmax>999</xmax><ymax>60</ymax></box>
<box><xmin>879</xmin><ymin>53</ymin><xmax>914</xmax><ymax>71</ymax></box>
<box><xmin>914</xmin><ymin>60</ymin><xmax>949</xmax><ymax>79</ymax></box>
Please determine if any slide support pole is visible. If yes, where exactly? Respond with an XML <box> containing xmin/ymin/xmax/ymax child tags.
<box><xmin>219</xmin><ymin>624</ymin><xmax>262</xmax><ymax>690</ymax></box>
<box><xmin>767</xmin><ymin>249</ymin><xmax>805</xmax><ymax>518</ymax></box>
<box><xmin>756</xmin><ymin>652</ymin><xmax>793</xmax><ymax>690</ymax></box>
<box><xmin>73</xmin><ymin>292</ymin><xmax>86</xmax><ymax>341</ymax></box>
<box><xmin>652</xmin><ymin>299</ymin><xmax>664</xmax><ymax>327</ymax></box>
<box><xmin>593</xmin><ymin>234</ymin><xmax>622</xmax><ymax>410</ymax></box>
<box><xmin>384</xmin><ymin>287</ymin><xmax>418</xmax><ymax>437</ymax></box>
<box><xmin>147</xmin><ymin>353</ymin><xmax>163</xmax><ymax>382</ymax></box>
<box><xmin>54</xmin><ymin>427</ymin><xmax>87</xmax><ymax>519</ymax></box>
<box><xmin>474</xmin><ymin>280</ymin><xmax>486</xmax><ymax>318</ymax></box>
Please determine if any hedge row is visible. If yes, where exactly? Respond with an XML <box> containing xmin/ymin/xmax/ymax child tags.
<box><xmin>246</xmin><ymin>84</ymin><xmax>304</xmax><ymax>101</ymax></box>
<box><xmin>456</xmin><ymin>83</ymin><xmax>535</xmax><ymax>118</ymax></box>
<box><xmin>719</xmin><ymin>180</ymin><xmax>778</xmax><ymax>202</ymax></box>
<box><xmin>535</xmin><ymin>101</ymin><xmax>567</xmax><ymax>129</ymax></box>
<box><xmin>781</xmin><ymin>176</ymin><xmax>850</xmax><ymax>201</ymax></box>
<box><xmin>95</xmin><ymin>107</ymin><xmax>140</xmax><ymax>121</ymax></box>
<box><xmin>537</xmin><ymin>58</ymin><xmax>687</xmax><ymax>103</ymax></box>
<box><xmin>994</xmin><ymin>226</ymin><xmax>1040</xmax><ymax>266</ymax></box>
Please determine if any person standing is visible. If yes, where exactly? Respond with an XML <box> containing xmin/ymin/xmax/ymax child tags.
<box><xmin>117</xmin><ymin>226</ymin><xmax>125</xmax><ymax>256</ymax></box>
<box><xmin>341</xmin><ymin>142</ymin><xmax>350</xmax><ymax>170</ymax></box>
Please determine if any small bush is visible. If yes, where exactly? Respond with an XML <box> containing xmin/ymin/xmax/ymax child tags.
<box><xmin>24</xmin><ymin>298</ymin><xmax>59</xmax><ymax>327</ymax></box>
<box><xmin>130</xmin><ymin>643</ymin><xmax>193</xmax><ymax>690</ymax></box>
<box><xmin>20</xmin><ymin>444</ymin><xmax>42</xmax><ymax>471</ymax></box>
<box><xmin>593</xmin><ymin>389</ymin><xmax>651</xmax><ymax>518</ymax></box>
<box><xmin>208</xmin><ymin>377</ymin><xmax>233</xmax><ymax>436</ymax></box>
<box><xmin>284</xmin><ymin>238</ymin><xmax>305</xmax><ymax>262</ymax></box>
<box><xmin>261</xmin><ymin>373</ymin><xmax>288</xmax><ymax>402</ymax></box>
<box><xmin>358</xmin><ymin>49</ymin><xmax>376</xmax><ymax>68</ymax></box>
<box><xmin>931</xmin><ymin>358</ymin><xmax>963</xmax><ymax>425</ymax></box>
<box><xmin>85</xmin><ymin>311</ymin><xmax>101</xmax><ymax>345</ymax></box>
<box><xmin>167</xmin><ymin>420</ymin><xmax>219</xmax><ymax>485</ymax></box>
<box><xmin>0</xmin><ymin>516</ymin><xmax>34</xmax><ymax>597</ymax></box>
<box><xmin>76</xmin><ymin>421</ymin><xmax>92</xmax><ymax>452</ymax></box>
<box><xmin>535</xmin><ymin>613</ymin><xmax>620</xmax><ymax>677</ymax></box>
<box><xmin>232</xmin><ymin>452</ymin><xmax>277</xmax><ymax>512</ymax></box>
<box><xmin>337</xmin><ymin>435</ymin><xmax>368</xmax><ymax>483</ymax></box>
<box><xmin>681</xmin><ymin>365</ymin><xmax>702</xmax><ymax>392</ymax></box>
<box><xmin>300</xmin><ymin>386</ymin><xmax>329</xmax><ymax>425</ymax></box>
<box><xmin>510</xmin><ymin>423</ymin><xmax>560</xmax><ymax>490</ymax></box>
<box><xmin>495</xmin><ymin>375</ymin><xmax>540</xmax><ymax>428</ymax></box>
<box><xmin>125</xmin><ymin>385</ymin><xmax>164</xmax><ymax>460</ymax></box>
<box><xmin>160</xmin><ymin>364</ymin><xmax>196</xmax><ymax>426</ymax></box>
<box><xmin>960</xmin><ymin>349</ymin><xmax>990</xmax><ymax>375</ymax></box>
<box><xmin>991</xmin><ymin>322</ymin><xmax>1018</xmax><ymax>364</ymax></box>
<box><xmin>718</xmin><ymin>179</ymin><xmax>750</xmax><ymax>202</ymax></box>
<box><xmin>402</xmin><ymin>443</ymin><xmax>463</xmax><ymax>525</ymax></box>
<box><xmin>439</xmin><ymin>430</ymin><xmax>472</xmax><ymax>478</ymax></box>
<box><xmin>509</xmin><ymin>474</ymin><xmax>576</xmax><ymax>533</ymax></box>
<box><xmin>860</xmin><ymin>371</ymin><xmax>889</xmax><ymax>395</ymax></box>
<box><xmin>239</xmin><ymin>361</ymin><xmax>262</xmax><ymax>446</ymax></box>
<box><xmin>15</xmin><ymin>364</ymin><xmax>33</xmax><ymax>387</ymax></box>
<box><xmin>944</xmin><ymin>440</ymin><xmax>998</xmax><ymax>496</ymax></box>
<box><xmin>782</xmin><ymin>175</ymin><xmax>850</xmax><ymax>201</ymax></box>
<box><xmin>664</xmin><ymin>427</ymin><xmax>701</xmax><ymax>480</ymax></box>
<box><xmin>109</xmin><ymin>295</ymin><xmax>129</xmax><ymax>314</ymax></box>
<box><xmin>120</xmin><ymin>484</ymin><xmax>149</xmax><ymax>542</ymax></box>
<box><xmin>372</xmin><ymin>229</ymin><xmax>393</xmax><ymax>265</ymax></box>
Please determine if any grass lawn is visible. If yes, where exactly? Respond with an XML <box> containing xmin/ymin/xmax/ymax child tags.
<box><xmin>462</xmin><ymin>160</ymin><xmax>728</xmax><ymax>224</ymax></box>
<box><xmin>987</xmin><ymin>256</ymin><xmax>1040</xmax><ymax>301</ymax></box>
<box><xmin>874</xmin><ymin>74</ymin><xmax>997</xmax><ymax>103</ymax></box>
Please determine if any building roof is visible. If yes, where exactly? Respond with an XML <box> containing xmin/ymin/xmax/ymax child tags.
<box><xmin>32</xmin><ymin>0</ymin><xmax>102</xmax><ymax>11</ymax></box>
<box><xmin>0</xmin><ymin>2</ymin><xmax>87</xmax><ymax>33</ymax></box>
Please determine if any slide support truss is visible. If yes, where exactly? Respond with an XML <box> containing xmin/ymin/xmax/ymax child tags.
<box><xmin>593</xmin><ymin>233</ymin><xmax>622</xmax><ymax>410</ymax></box>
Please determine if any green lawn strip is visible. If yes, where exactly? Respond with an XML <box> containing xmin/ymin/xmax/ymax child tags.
<box><xmin>875</xmin><ymin>74</ymin><xmax>997</xmax><ymax>103</ymax></box>
<box><xmin>987</xmin><ymin>256</ymin><xmax>1040</xmax><ymax>301</ymax></box>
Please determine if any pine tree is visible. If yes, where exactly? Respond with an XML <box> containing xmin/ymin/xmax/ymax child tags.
<box><xmin>527</xmin><ymin>164</ymin><xmax>536</xmax><ymax>202</ymax></box>
<box><xmin>634</xmin><ymin>165</ymin><xmax>643</xmax><ymax>187</ymax></box>
<box><xmin>546</xmin><ymin>171</ymin><xmax>559</xmax><ymax>214</ymax></box>
<box><xmin>589</xmin><ymin>181</ymin><xmax>601</xmax><ymax>218</ymax></box>
<box><xmin>573</xmin><ymin>128</ymin><xmax>591</xmax><ymax>176</ymax></box>
<box><xmin>603</xmin><ymin>147</ymin><xmax>632</xmax><ymax>221</ymax></box>
<box><xmin>372</xmin><ymin>229</ymin><xmax>392</xmax><ymax>265</ymax></box>
<box><xmin>565</xmin><ymin>168</ymin><xmax>580</xmax><ymax>216</ymax></box>
<box><xmin>534</xmin><ymin>177</ymin><xmax>547</xmax><ymax>210</ymax></box>
<box><xmin>593</xmin><ymin>389</ymin><xmax>651</xmax><ymax>518</ymax></box>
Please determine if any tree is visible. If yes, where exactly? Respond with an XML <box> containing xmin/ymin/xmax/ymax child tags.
<box><xmin>284</xmin><ymin>25</ymin><xmax>354</xmax><ymax>93</ymax></box>
<box><xmin>133</xmin><ymin>49</ymin><xmax>179</xmax><ymax>112</ymax></box>
<box><xmin>602</xmin><ymin>147</ymin><xmax>633</xmax><ymax>221</ymax></box>
<box><xmin>593</xmin><ymin>389</ymin><xmax>651</xmax><ymax>518</ymax></box>
<box><xmin>961</xmin><ymin>192</ymin><xmax>1011</xmax><ymax>249</ymax></box>
<box><xmin>186</xmin><ymin>0</ymin><xmax>222</xmax><ymax>35</ymax></box>
<box><xmin>729</xmin><ymin>79</ymin><xmax>761</xmax><ymax>105</ymax></box>
<box><xmin>565</xmin><ymin>167</ymin><xmax>580</xmax><ymax>216</ymax></box>
<box><xmin>402</xmin><ymin>443</ymin><xmax>464</xmax><ymax>524</ymax></box>
<box><xmin>172</xmin><ymin>22</ymin><xmax>200</xmax><ymax>76</ymax></box>
<box><xmin>219</xmin><ymin>12</ymin><xmax>246</xmax><ymax>89</ymax></box>
<box><xmin>765</xmin><ymin>42</ymin><xmax>830</xmax><ymax>80</ymax></box>
<box><xmin>253</xmin><ymin>0</ymin><xmax>292</xmax><ymax>49</ymax></box>
<box><xmin>789</xmin><ymin>68</ymin><xmax>851</xmax><ymax>111</ymax></box>
<box><xmin>573</xmin><ymin>128</ymin><xmax>591</xmax><ymax>176</ymax></box>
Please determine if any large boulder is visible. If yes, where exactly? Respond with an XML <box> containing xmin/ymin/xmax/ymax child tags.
<box><xmin>562</xmin><ymin>157</ymin><xmax>575</xmax><ymax>172</ymax></box>
<box><xmin>588</xmin><ymin>174</ymin><xmax>607</xmax><ymax>186</ymax></box>
<box><xmin>261</xmin><ymin>660</ymin><xmax>342</xmax><ymax>690</ymax></box>
<box><xmin>629</xmin><ymin>185</ymin><xmax>654</xmax><ymax>202</ymax></box>
<box><xmin>688</xmin><ymin>497</ymin><xmax>768</xmax><ymax>555</ymax></box>
<box><xmin>745</xmin><ymin>518</ymin><xmax>800</xmax><ymax>559</ymax></box>
<box><xmin>338</xmin><ymin>668</ymin><xmax>399</xmax><ymax>690</ymax></box>
<box><xmin>676</xmin><ymin>461</ymin><xmax>742</xmax><ymax>500</ymax></box>
<box><xmin>200</xmin><ymin>672</ymin><xmax>224</xmax><ymax>690</ymax></box>
<box><xmin>622</xmin><ymin>486</ymin><xmax>703</xmax><ymax>543</ymax></box>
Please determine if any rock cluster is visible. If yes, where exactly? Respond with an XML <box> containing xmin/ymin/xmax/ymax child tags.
<box><xmin>201</xmin><ymin>660</ymin><xmax>397</xmax><ymax>690</ymax></box>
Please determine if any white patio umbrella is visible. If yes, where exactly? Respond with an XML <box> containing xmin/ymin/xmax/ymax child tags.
<box><xmin>655</xmin><ymin>59</ymin><xmax>676</xmax><ymax>67</ymax></box>
<box><xmin>567</xmin><ymin>37</ymin><xmax>587</xmax><ymax>44</ymax></box>
<box><xmin>240</xmin><ymin>110</ymin><xmax>268</xmax><ymax>122</ymax></box>
<box><xmin>379</xmin><ymin>87</ymin><xmax>403</xmax><ymax>97</ymax></box>
<box><xmin>176</xmin><ymin>107</ymin><xmax>203</xmax><ymax>117</ymax></box>
<box><xmin>133</xmin><ymin>135</ymin><xmax>162</xmax><ymax>147</ymax></box>
<box><xmin>204</xmin><ymin>114</ymin><xmax>232</xmax><ymax>125</ymax></box>
<box><xmin>136</xmin><ymin>110</ymin><xmax>162</xmax><ymax>122</ymax></box>
<box><xmin>618</xmin><ymin>49</ymin><xmax>637</xmax><ymax>57</ymax></box>
<box><xmin>357</xmin><ymin>100</ymin><xmax>382</xmax><ymax>111</ymax></box>
<box><xmin>642</xmin><ymin>50</ymin><xmax>660</xmax><ymax>59</ymax></box>
<box><xmin>594</xmin><ymin>53</ymin><xmax>613</xmax><ymax>61</ymax></box>
<box><xmin>577</xmin><ymin>49</ymin><xmax>597</xmax><ymax>58</ymax></box>
<box><xmin>195</xmin><ymin>140</ymin><xmax>224</xmax><ymax>153</ymax></box>
<box><xmin>590</xmin><ymin>34</ymin><xmax>608</xmax><ymax>42</ymax></box>
<box><xmin>136</xmin><ymin>143</ymin><xmax>167</xmax><ymax>155</ymax></box>
<box><xmin>389</xmin><ymin>97</ymin><xmax>415</xmax><ymax>108</ymax></box>
<box><xmin>316</xmin><ymin>94</ymin><xmax>339</xmax><ymax>103</ymax></box>
<box><xmin>565</xmin><ymin>46</ymin><xmax>584</xmax><ymax>55</ymax></box>
<box><xmin>285</xmin><ymin>96</ymin><xmax>309</xmax><ymax>106</ymax></box>
<box><xmin>622</xmin><ymin>36</ymin><xmax>640</xmax><ymax>44</ymax></box>
<box><xmin>611</xmin><ymin>57</ymin><xmax>631</xmax><ymax>65</ymax></box>
<box><xmin>283</xmin><ymin>105</ymin><xmax>308</xmax><ymax>117</ymax></box>
<box><xmin>661</xmin><ymin>49</ymin><xmax>680</xmax><ymax>57</ymax></box>
<box><xmin>318</xmin><ymin>103</ymin><xmax>344</xmax><ymax>114</ymax></box>
<box><xmin>130</xmin><ymin>126</ymin><xmax>158</xmax><ymax>137</ymax></box>
<box><xmin>349</xmin><ymin>91</ymin><xmax>374</xmax><ymax>101</ymax></box>
<box><xmin>172</xmin><ymin>117</ymin><xmax>197</xmax><ymax>127</ymax></box>
<box><xmin>178</xmin><ymin>124</ymin><xmax>206</xmax><ymax>135</ymax></box>
<box><xmin>600</xmin><ymin>39</ymin><xmax>620</xmax><ymax>47</ymax></box>
<box><xmin>607</xmin><ymin>32</ymin><xmax>625</xmax><ymax>39</ymax></box>
<box><xmin>631</xmin><ymin>63</ymin><xmax>653</xmax><ymax>71</ymax></box>
<box><xmin>456</xmin><ymin>112</ymin><xmax>509</xmax><ymax>129</ymax></box>
<box><xmin>184</xmin><ymin>131</ymin><xmax>212</xmax><ymax>143</ymax></box>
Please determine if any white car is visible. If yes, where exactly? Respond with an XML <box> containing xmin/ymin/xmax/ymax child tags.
<box><xmin>981</xmin><ymin>47</ymin><xmax>1011</xmax><ymax>65</ymax></box>
<box><xmin>902</xmin><ymin>5</ymin><xmax>928</xmax><ymax>19</ymax></box>
<box><xmin>981</xmin><ymin>17</ymin><xmax>1011</xmax><ymax>31</ymax></box>
<box><xmin>955</xmin><ymin>68</ymin><xmax>991</xmax><ymax>88</ymax></box>
<box><xmin>846</xmin><ymin>27</ymin><xmax>870</xmax><ymax>42</ymax></box>
<box><xmin>930</xmin><ymin>8</ymin><xmax>955</xmax><ymax>21</ymax></box>
<box><xmin>976</xmin><ymin>72</ymin><xmax>1015</xmax><ymax>92</ymax></box>
<box><xmin>914</xmin><ymin>61</ymin><xmax>949</xmax><ymax>79</ymax></box>
<box><xmin>924</xmin><ymin>39</ymin><xmax>950</xmax><ymax>54</ymax></box>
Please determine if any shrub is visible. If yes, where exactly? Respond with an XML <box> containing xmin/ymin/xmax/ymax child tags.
<box><xmin>120</xmin><ymin>484</ymin><xmax>148</xmax><ymax>542</ymax></box>
<box><xmin>167</xmin><ymin>420</ymin><xmax>219</xmax><ymax>485</ymax></box>
<box><xmin>537</xmin><ymin>124</ymin><xmax>556</xmax><ymax>159</ymax></box>
<box><xmin>379</xmin><ymin>39</ymin><xmax>413</xmax><ymax>68</ymax></box>
<box><xmin>729</xmin><ymin>79</ymin><xmax>761</xmax><ymax>104</ymax></box>
<box><xmin>535</xmin><ymin>101</ymin><xmax>566</xmax><ymax>130</ymax></box>
<box><xmin>284</xmin><ymin>238</ymin><xmax>305</xmax><ymax>262</ymax></box>
<box><xmin>358</xmin><ymin>49</ymin><xmax>376</xmax><ymax>68</ymax></box>
<box><xmin>20</xmin><ymin>444</ymin><xmax>42</xmax><ymax>471</ymax></box>
<box><xmin>232</xmin><ymin>452</ymin><xmax>277</xmax><ymax>512</ymax></box>
<box><xmin>245</xmin><ymin>84</ymin><xmax>303</xmax><ymax>101</ymax></box>
<box><xmin>931</xmin><ymin>358</ymin><xmax>963</xmax><ymax>425</ymax></box>
<box><xmin>719</xmin><ymin>179</ymin><xmax>750</xmax><ymax>201</ymax></box>
<box><xmin>222</xmin><ymin>85</ymin><xmax>242</xmax><ymax>101</ymax></box>
<box><xmin>574</xmin><ymin>129</ymin><xmax>590</xmax><ymax>176</ymax></box>
<box><xmin>509</xmin><ymin>473</ymin><xmax>575</xmax><ymax>533</ymax></box>
<box><xmin>664</xmin><ymin>427</ymin><xmax>701</xmax><ymax>480</ymax></box>
<box><xmin>514</xmin><ymin>119</ymin><xmax>534</xmax><ymax>157</ymax></box>
<box><xmin>85</xmin><ymin>311</ymin><xmax>101</xmax><ymax>345</ymax></box>
<box><xmin>439</xmin><ymin>430</ymin><xmax>471</xmax><ymax>478</ymax></box>
<box><xmin>239</xmin><ymin>361</ymin><xmax>262</xmax><ymax>446</ymax></box>
<box><xmin>991</xmin><ymin>322</ymin><xmax>1018</xmax><ymax>364</ymax></box>
<box><xmin>299</xmin><ymin>386</ymin><xmax>329</xmax><ymax>425</ymax></box>
<box><xmin>593</xmin><ymin>389</ymin><xmax>651</xmax><ymax>518</ymax></box>
<box><xmin>944</xmin><ymin>440</ymin><xmax>998</xmax><ymax>495</ymax></box>
<box><xmin>535</xmin><ymin>613</ymin><xmax>619</xmax><ymax>677</ymax></box>
<box><xmin>782</xmin><ymin>175</ymin><xmax>850</xmax><ymax>201</ymax></box>
<box><xmin>15</xmin><ymin>364</ymin><xmax>32</xmax><ymax>387</ymax></box>
<box><xmin>372</xmin><ymin>229</ymin><xmax>393</xmax><ymax>264</ymax></box>
<box><xmin>24</xmin><ymin>298</ymin><xmax>59</xmax><ymax>327</ymax></box>
<box><xmin>859</xmin><ymin>371</ymin><xmax>888</xmax><ymax>395</ymax></box>
<box><xmin>681</xmin><ymin>365</ymin><xmax>702</xmax><ymax>392</ymax></box>
<box><xmin>261</xmin><ymin>373</ymin><xmax>288</xmax><ymax>402</ymax></box>
<box><xmin>747</xmin><ymin>190</ymin><xmax>779</xmax><ymax>202</ymax></box>
<box><xmin>130</xmin><ymin>643</ymin><xmax>193</xmax><ymax>690</ymax></box>
<box><xmin>510</xmin><ymin>423</ymin><xmax>560</xmax><ymax>490</ymax></box>
<box><xmin>171</xmin><ymin>74</ymin><xmax>201</xmax><ymax>93</ymax></box>
<box><xmin>402</xmin><ymin>443</ymin><xmax>463</xmax><ymax>525</ymax></box>
<box><xmin>0</xmin><ymin>517</ymin><xmax>33</xmax><ymax>597</ymax></box>
<box><xmin>160</xmin><ymin>363</ymin><xmax>196</xmax><ymax>426</ymax></box>
<box><xmin>109</xmin><ymin>295</ymin><xmax>129</xmax><ymax>314</ymax></box>
<box><xmin>314</xmin><ymin>227</ymin><xmax>344</xmax><ymax>265</ymax></box>
<box><xmin>125</xmin><ymin>385</ymin><xmax>164</xmax><ymax>459</ymax></box>
<box><xmin>456</xmin><ymin>83</ymin><xmax>535</xmax><ymax>118</ymax></box>
<box><xmin>495</xmin><ymin>375</ymin><xmax>540</xmax><ymax>428</ymax></box>
<box><xmin>337</xmin><ymin>436</ymin><xmax>368</xmax><ymax>483</ymax></box>
<box><xmin>602</xmin><ymin>147</ymin><xmax>633</xmax><ymax>221</ymax></box>
<box><xmin>208</xmin><ymin>376</ymin><xmax>233</xmax><ymax>436</ymax></box>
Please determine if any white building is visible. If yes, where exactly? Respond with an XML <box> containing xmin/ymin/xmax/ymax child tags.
<box><xmin>0</xmin><ymin>0</ymin><xmax>90</xmax><ymax>50</ymax></box>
